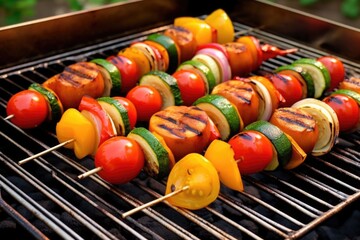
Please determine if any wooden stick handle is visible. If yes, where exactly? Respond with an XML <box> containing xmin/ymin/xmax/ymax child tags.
<box><xmin>121</xmin><ymin>185</ymin><xmax>189</xmax><ymax>218</ymax></box>
<box><xmin>78</xmin><ymin>167</ymin><xmax>103</xmax><ymax>180</ymax></box>
<box><xmin>18</xmin><ymin>139</ymin><xmax>75</xmax><ymax>165</ymax></box>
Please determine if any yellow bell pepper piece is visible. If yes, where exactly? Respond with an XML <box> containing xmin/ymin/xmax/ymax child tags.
<box><xmin>56</xmin><ymin>108</ymin><xmax>97</xmax><ymax>159</ymax></box>
<box><xmin>205</xmin><ymin>8</ymin><xmax>235</xmax><ymax>44</ymax></box>
<box><xmin>204</xmin><ymin>139</ymin><xmax>244</xmax><ymax>192</ymax></box>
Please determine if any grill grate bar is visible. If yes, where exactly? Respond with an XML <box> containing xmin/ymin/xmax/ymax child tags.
<box><xmin>0</xmin><ymin>156</ymin><xmax>118</xmax><ymax>240</ymax></box>
<box><xmin>0</xmin><ymin>182</ymin><xmax>50</xmax><ymax>240</ymax></box>
<box><xmin>303</xmin><ymin>163</ymin><xmax>358</xmax><ymax>192</ymax></box>
<box><xmin>205</xmin><ymin>206</ymin><xmax>266</xmax><ymax>240</ymax></box>
<box><xmin>239</xmin><ymin>190</ymin><xmax>306</xmax><ymax>227</ymax></box>
<box><xmin>263</xmin><ymin>172</ymin><xmax>335</xmax><ymax>209</ymax></box>
<box><xmin>218</xmin><ymin>194</ymin><xmax>290</xmax><ymax>238</ymax></box>
<box><xmin>315</xmin><ymin>156</ymin><xmax>360</xmax><ymax>182</ymax></box>
<box><xmin>293</xmin><ymin>171</ymin><xmax>348</xmax><ymax>200</ymax></box>
<box><xmin>231</xmin><ymin>200</ymin><xmax>295</xmax><ymax>233</ymax></box>
<box><xmin>244</xmin><ymin>176</ymin><xmax>321</xmax><ymax>217</ymax></box>
<box><xmin>329</xmin><ymin>151</ymin><xmax>360</xmax><ymax>170</ymax></box>
<box><xmin>285</xmin><ymin>191</ymin><xmax>360</xmax><ymax>240</ymax></box>
<box><xmin>0</xmin><ymin>159</ymin><xmax>85</xmax><ymax>240</ymax></box>
<box><xmin>51</xmin><ymin>173</ymin><xmax>152</xmax><ymax>240</ymax></box>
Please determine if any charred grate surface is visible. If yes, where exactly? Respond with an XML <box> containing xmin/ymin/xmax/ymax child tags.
<box><xmin>0</xmin><ymin>22</ymin><xmax>360</xmax><ymax>240</ymax></box>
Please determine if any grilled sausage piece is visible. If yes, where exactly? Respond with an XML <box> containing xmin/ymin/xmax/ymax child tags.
<box><xmin>212</xmin><ymin>80</ymin><xmax>260</xmax><ymax>126</ymax></box>
<box><xmin>269</xmin><ymin>107</ymin><xmax>319</xmax><ymax>154</ymax></box>
<box><xmin>149</xmin><ymin>105</ymin><xmax>211</xmax><ymax>161</ymax></box>
<box><xmin>43</xmin><ymin>62</ymin><xmax>104</xmax><ymax>109</ymax></box>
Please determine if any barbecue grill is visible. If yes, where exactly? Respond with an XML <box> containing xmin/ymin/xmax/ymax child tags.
<box><xmin>0</xmin><ymin>0</ymin><xmax>359</xmax><ymax>239</ymax></box>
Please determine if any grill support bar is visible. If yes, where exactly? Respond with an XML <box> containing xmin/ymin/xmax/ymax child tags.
<box><xmin>286</xmin><ymin>191</ymin><xmax>360</xmax><ymax>240</ymax></box>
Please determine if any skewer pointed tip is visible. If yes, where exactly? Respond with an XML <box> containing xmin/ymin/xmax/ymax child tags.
<box><xmin>3</xmin><ymin>114</ymin><xmax>14</xmax><ymax>121</ymax></box>
<box><xmin>77</xmin><ymin>167</ymin><xmax>103</xmax><ymax>180</ymax></box>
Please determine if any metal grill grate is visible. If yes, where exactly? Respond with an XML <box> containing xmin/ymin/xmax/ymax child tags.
<box><xmin>0</xmin><ymin>21</ymin><xmax>359</xmax><ymax>240</ymax></box>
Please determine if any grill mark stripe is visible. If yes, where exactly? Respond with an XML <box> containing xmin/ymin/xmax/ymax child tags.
<box><xmin>183</xmin><ymin>124</ymin><xmax>202</xmax><ymax>136</ymax></box>
<box><xmin>154</xmin><ymin>114</ymin><xmax>178</xmax><ymax>125</ymax></box>
<box><xmin>278</xmin><ymin>108</ymin><xmax>314</xmax><ymax>120</ymax></box>
<box><xmin>157</xmin><ymin>124</ymin><xmax>184</xmax><ymax>138</ymax></box>
<box><xmin>279</xmin><ymin>116</ymin><xmax>315</xmax><ymax>131</ymax></box>
<box><xmin>183</xmin><ymin>112</ymin><xmax>208</xmax><ymax>124</ymax></box>
<box><xmin>223</xmin><ymin>88</ymin><xmax>252</xmax><ymax>104</ymax></box>
<box><xmin>64</xmin><ymin>64</ymin><xmax>96</xmax><ymax>80</ymax></box>
<box><xmin>59</xmin><ymin>71</ymin><xmax>82</xmax><ymax>87</ymax></box>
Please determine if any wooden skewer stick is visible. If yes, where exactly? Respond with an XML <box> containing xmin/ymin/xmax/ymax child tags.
<box><xmin>121</xmin><ymin>185</ymin><xmax>190</xmax><ymax>218</ymax></box>
<box><xmin>3</xmin><ymin>114</ymin><xmax>14</xmax><ymax>120</ymax></box>
<box><xmin>78</xmin><ymin>167</ymin><xmax>103</xmax><ymax>180</ymax></box>
<box><xmin>18</xmin><ymin>139</ymin><xmax>75</xmax><ymax>165</ymax></box>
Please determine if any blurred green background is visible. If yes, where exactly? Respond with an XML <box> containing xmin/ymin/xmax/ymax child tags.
<box><xmin>0</xmin><ymin>0</ymin><xmax>127</xmax><ymax>26</ymax></box>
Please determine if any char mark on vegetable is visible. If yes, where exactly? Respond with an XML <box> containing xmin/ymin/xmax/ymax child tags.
<box><xmin>157</xmin><ymin>124</ymin><xmax>185</xmax><ymax>138</ymax></box>
<box><xmin>154</xmin><ymin>114</ymin><xmax>178</xmax><ymax>124</ymax></box>
<box><xmin>278</xmin><ymin>116</ymin><xmax>316</xmax><ymax>131</ymax></box>
<box><xmin>183</xmin><ymin>124</ymin><xmax>202</xmax><ymax>136</ymax></box>
<box><xmin>278</xmin><ymin>108</ymin><xmax>314</xmax><ymax>120</ymax></box>
<box><xmin>183</xmin><ymin>112</ymin><xmax>208</xmax><ymax>124</ymax></box>
<box><xmin>63</xmin><ymin>64</ymin><xmax>96</xmax><ymax>80</ymax></box>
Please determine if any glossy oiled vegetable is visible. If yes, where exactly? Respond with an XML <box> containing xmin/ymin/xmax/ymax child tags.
<box><xmin>149</xmin><ymin>105</ymin><xmax>211</xmax><ymax>160</ymax></box>
<box><xmin>245</xmin><ymin>120</ymin><xmax>292</xmax><ymax>168</ymax></box>
<box><xmin>194</xmin><ymin>94</ymin><xmax>243</xmax><ymax>141</ymax></box>
<box><xmin>204</xmin><ymin>8</ymin><xmax>234</xmax><ymax>44</ymax></box>
<box><xmin>43</xmin><ymin>62</ymin><xmax>105</xmax><ymax>109</ymax></box>
<box><xmin>126</xmin><ymin>85</ymin><xmax>163</xmax><ymax>122</ymax></box>
<box><xmin>228</xmin><ymin>130</ymin><xmax>274</xmax><ymax>174</ymax></box>
<box><xmin>94</xmin><ymin>136</ymin><xmax>145</xmax><ymax>184</ymax></box>
<box><xmin>323</xmin><ymin>93</ymin><xmax>360</xmax><ymax>132</ymax></box>
<box><xmin>164</xmin><ymin>25</ymin><xmax>197</xmax><ymax>62</ymax></box>
<box><xmin>165</xmin><ymin>153</ymin><xmax>220</xmax><ymax>210</ymax></box>
<box><xmin>56</xmin><ymin>108</ymin><xmax>97</xmax><ymax>159</ymax></box>
<box><xmin>6</xmin><ymin>90</ymin><xmax>49</xmax><ymax>129</ymax></box>
<box><xmin>211</xmin><ymin>80</ymin><xmax>260</xmax><ymax>126</ymax></box>
<box><xmin>204</xmin><ymin>140</ymin><xmax>243</xmax><ymax>192</ymax></box>
<box><xmin>269</xmin><ymin>107</ymin><xmax>319</xmax><ymax>154</ymax></box>
<box><xmin>128</xmin><ymin>127</ymin><xmax>171</xmax><ymax>179</ymax></box>
<box><xmin>292</xmin><ymin>98</ymin><xmax>339</xmax><ymax>156</ymax></box>
<box><xmin>78</xmin><ymin>96</ymin><xmax>117</xmax><ymax>152</ymax></box>
<box><xmin>28</xmin><ymin>83</ymin><xmax>64</xmax><ymax>122</ymax></box>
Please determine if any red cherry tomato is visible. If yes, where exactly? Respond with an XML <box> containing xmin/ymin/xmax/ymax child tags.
<box><xmin>6</xmin><ymin>90</ymin><xmax>49</xmax><ymax>129</ymax></box>
<box><xmin>268</xmin><ymin>72</ymin><xmax>303</xmax><ymax>107</ymax></box>
<box><xmin>94</xmin><ymin>136</ymin><xmax>145</xmax><ymax>184</ymax></box>
<box><xmin>113</xmin><ymin>96</ymin><xmax>137</xmax><ymax>129</ymax></box>
<box><xmin>126</xmin><ymin>85</ymin><xmax>163</xmax><ymax>122</ymax></box>
<box><xmin>323</xmin><ymin>94</ymin><xmax>359</xmax><ymax>132</ymax></box>
<box><xmin>317</xmin><ymin>56</ymin><xmax>345</xmax><ymax>91</ymax></box>
<box><xmin>172</xmin><ymin>69</ymin><xmax>207</xmax><ymax>106</ymax></box>
<box><xmin>228</xmin><ymin>130</ymin><xmax>274</xmax><ymax>175</ymax></box>
<box><xmin>106</xmin><ymin>55</ymin><xmax>141</xmax><ymax>95</ymax></box>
